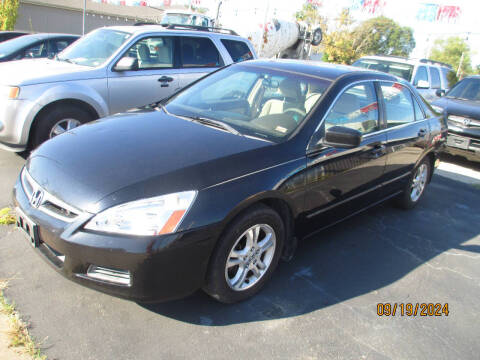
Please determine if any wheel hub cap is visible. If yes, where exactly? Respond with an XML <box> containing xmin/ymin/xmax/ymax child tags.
<box><xmin>49</xmin><ymin>118</ymin><xmax>82</xmax><ymax>139</ymax></box>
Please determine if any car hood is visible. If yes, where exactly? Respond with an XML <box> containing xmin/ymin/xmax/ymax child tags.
<box><xmin>433</xmin><ymin>97</ymin><xmax>480</xmax><ymax>120</ymax></box>
<box><xmin>26</xmin><ymin>109</ymin><xmax>275</xmax><ymax>213</ymax></box>
<box><xmin>0</xmin><ymin>59</ymin><xmax>104</xmax><ymax>86</ymax></box>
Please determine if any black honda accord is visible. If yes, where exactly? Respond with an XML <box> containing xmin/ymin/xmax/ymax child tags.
<box><xmin>14</xmin><ymin>60</ymin><xmax>446</xmax><ymax>303</ymax></box>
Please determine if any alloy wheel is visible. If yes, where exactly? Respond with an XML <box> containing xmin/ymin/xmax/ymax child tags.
<box><xmin>49</xmin><ymin>118</ymin><xmax>82</xmax><ymax>138</ymax></box>
<box><xmin>410</xmin><ymin>163</ymin><xmax>428</xmax><ymax>202</ymax></box>
<box><xmin>225</xmin><ymin>224</ymin><xmax>276</xmax><ymax>291</ymax></box>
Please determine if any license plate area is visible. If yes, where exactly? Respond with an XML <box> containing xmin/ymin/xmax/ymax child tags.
<box><xmin>15</xmin><ymin>207</ymin><xmax>40</xmax><ymax>248</ymax></box>
<box><xmin>447</xmin><ymin>135</ymin><xmax>469</xmax><ymax>150</ymax></box>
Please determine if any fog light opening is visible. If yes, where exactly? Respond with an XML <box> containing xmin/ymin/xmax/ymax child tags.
<box><xmin>86</xmin><ymin>265</ymin><xmax>131</xmax><ymax>287</ymax></box>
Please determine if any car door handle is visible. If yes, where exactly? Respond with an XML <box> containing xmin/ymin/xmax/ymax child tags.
<box><xmin>369</xmin><ymin>144</ymin><xmax>386</xmax><ymax>158</ymax></box>
<box><xmin>418</xmin><ymin>128</ymin><xmax>427</xmax><ymax>137</ymax></box>
<box><xmin>158</xmin><ymin>76</ymin><xmax>174</xmax><ymax>82</ymax></box>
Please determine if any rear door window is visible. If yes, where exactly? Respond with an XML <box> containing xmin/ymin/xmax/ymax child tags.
<box><xmin>429</xmin><ymin>67</ymin><xmax>441</xmax><ymax>89</ymax></box>
<box><xmin>380</xmin><ymin>82</ymin><xmax>416</xmax><ymax>127</ymax></box>
<box><xmin>221</xmin><ymin>39</ymin><xmax>253</xmax><ymax>63</ymax></box>
<box><xmin>180</xmin><ymin>37</ymin><xmax>222</xmax><ymax>68</ymax></box>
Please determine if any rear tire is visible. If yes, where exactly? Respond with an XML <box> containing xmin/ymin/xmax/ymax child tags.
<box><xmin>31</xmin><ymin>104</ymin><xmax>92</xmax><ymax>149</ymax></box>
<box><xmin>204</xmin><ymin>204</ymin><xmax>284</xmax><ymax>303</ymax></box>
<box><xmin>396</xmin><ymin>158</ymin><xmax>431</xmax><ymax>210</ymax></box>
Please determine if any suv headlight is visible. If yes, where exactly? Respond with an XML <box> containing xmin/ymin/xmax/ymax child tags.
<box><xmin>0</xmin><ymin>86</ymin><xmax>20</xmax><ymax>99</ymax></box>
<box><xmin>84</xmin><ymin>191</ymin><xmax>197</xmax><ymax>236</ymax></box>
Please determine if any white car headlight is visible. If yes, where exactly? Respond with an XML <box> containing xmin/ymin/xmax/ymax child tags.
<box><xmin>0</xmin><ymin>85</ymin><xmax>20</xmax><ymax>99</ymax></box>
<box><xmin>84</xmin><ymin>191</ymin><xmax>197</xmax><ymax>236</ymax></box>
<box><xmin>431</xmin><ymin>105</ymin><xmax>444</xmax><ymax>113</ymax></box>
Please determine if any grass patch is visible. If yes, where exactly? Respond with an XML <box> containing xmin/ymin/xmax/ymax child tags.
<box><xmin>0</xmin><ymin>208</ymin><xmax>16</xmax><ymax>225</ymax></box>
<box><xmin>0</xmin><ymin>280</ymin><xmax>46</xmax><ymax>359</ymax></box>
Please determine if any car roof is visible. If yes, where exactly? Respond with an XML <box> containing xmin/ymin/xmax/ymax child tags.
<box><xmin>17</xmin><ymin>33</ymin><xmax>79</xmax><ymax>41</ymax></box>
<box><xmin>241</xmin><ymin>59</ymin><xmax>396</xmax><ymax>82</ymax></box>
<box><xmin>104</xmin><ymin>25</ymin><xmax>241</xmax><ymax>40</ymax></box>
<box><xmin>356</xmin><ymin>55</ymin><xmax>451</xmax><ymax>69</ymax></box>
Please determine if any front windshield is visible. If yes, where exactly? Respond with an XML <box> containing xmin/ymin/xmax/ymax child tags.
<box><xmin>353</xmin><ymin>59</ymin><xmax>414</xmax><ymax>81</ymax></box>
<box><xmin>165</xmin><ymin>65</ymin><xmax>331</xmax><ymax>141</ymax></box>
<box><xmin>0</xmin><ymin>35</ymin><xmax>38</xmax><ymax>58</ymax></box>
<box><xmin>57</xmin><ymin>28</ymin><xmax>131</xmax><ymax>67</ymax></box>
<box><xmin>161</xmin><ymin>14</ymin><xmax>191</xmax><ymax>25</ymax></box>
<box><xmin>446</xmin><ymin>78</ymin><xmax>480</xmax><ymax>101</ymax></box>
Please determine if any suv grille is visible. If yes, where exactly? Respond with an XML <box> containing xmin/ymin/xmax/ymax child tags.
<box><xmin>21</xmin><ymin>168</ymin><xmax>81</xmax><ymax>222</ymax></box>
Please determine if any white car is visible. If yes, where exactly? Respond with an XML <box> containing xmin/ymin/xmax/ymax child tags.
<box><xmin>353</xmin><ymin>55</ymin><xmax>453</xmax><ymax>102</ymax></box>
<box><xmin>0</xmin><ymin>25</ymin><xmax>256</xmax><ymax>151</ymax></box>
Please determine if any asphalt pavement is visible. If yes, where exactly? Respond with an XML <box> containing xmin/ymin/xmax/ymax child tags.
<box><xmin>0</xmin><ymin>150</ymin><xmax>479</xmax><ymax>360</ymax></box>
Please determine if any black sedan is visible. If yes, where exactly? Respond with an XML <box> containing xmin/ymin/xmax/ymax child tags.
<box><xmin>0</xmin><ymin>33</ymin><xmax>79</xmax><ymax>62</ymax></box>
<box><xmin>432</xmin><ymin>76</ymin><xmax>480</xmax><ymax>162</ymax></box>
<box><xmin>0</xmin><ymin>31</ymin><xmax>28</xmax><ymax>43</ymax></box>
<box><xmin>13</xmin><ymin>60</ymin><xmax>446</xmax><ymax>303</ymax></box>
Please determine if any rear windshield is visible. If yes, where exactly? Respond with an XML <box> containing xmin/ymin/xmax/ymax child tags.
<box><xmin>353</xmin><ymin>59</ymin><xmax>414</xmax><ymax>81</ymax></box>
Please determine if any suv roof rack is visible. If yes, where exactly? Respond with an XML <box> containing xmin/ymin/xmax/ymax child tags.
<box><xmin>163</xmin><ymin>24</ymin><xmax>238</xmax><ymax>36</ymax></box>
<box><xmin>134</xmin><ymin>22</ymin><xmax>159</xmax><ymax>26</ymax></box>
<box><xmin>373</xmin><ymin>54</ymin><xmax>409</xmax><ymax>60</ymax></box>
<box><xmin>419</xmin><ymin>58</ymin><xmax>452</xmax><ymax>69</ymax></box>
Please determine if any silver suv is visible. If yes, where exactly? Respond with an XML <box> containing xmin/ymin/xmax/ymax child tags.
<box><xmin>0</xmin><ymin>25</ymin><xmax>256</xmax><ymax>151</ymax></box>
<box><xmin>352</xmin><ymin>55</ymin><xmax>453</xmax><ymax>102</ymax></box>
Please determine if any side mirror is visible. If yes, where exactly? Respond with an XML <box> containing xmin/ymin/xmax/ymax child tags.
<box><xmin>324</xmin><ymin>126</ymin><xmax>362</xmax><ymax>149</ymax></box>
<box><xmin>435</xmin><ymin>89</ymin><xmax>445</xmax><ymax>97</ymax></box>
<box><xmin>114</xmin><ymin>57</ymin><xmax>138</xmax><ymax>72</ymax></box>
<box><xmin>416</xmin><ymin>80</ymin><xmax>430</xmax><ymax>89</ymax></box>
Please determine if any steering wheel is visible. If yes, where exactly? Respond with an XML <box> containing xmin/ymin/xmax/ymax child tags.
<box><xmin>284</xmin><ymin>108</ymin><xmax>306</xmax><ymax>117</ymax></box>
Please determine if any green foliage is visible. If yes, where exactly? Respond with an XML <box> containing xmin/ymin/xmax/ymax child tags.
<box><xmin>321</xmin><ymin>12</ymin><xmax>415</xmax><ymax>65</ymax></box>
<box><xmin>351</xmin><ymin>16</ymin><xmax>415</xmax><ymax>57</ymax></box>
<box><xmin>430</xmin><ymin>37</ymin><xmax>473</xmax><ymax>77</ymax></box>
<box><xmin>0</xmin><ymin>207</ymin><xmax>15</xmax><ymax>225</ymax></box>
<box><xmin>321</xmin><ymin>9</ymin><xmax>357</xmax><ymax>64</ymax></box>
<box><xmin>0</xmin><ymin>0</ymin><xmax>19</xmax><ymax>31</ymax></box>
<box><xmin>295</xmin><ymin>3</ymin><xmax>320</xmax><ymax>23</ymax></box>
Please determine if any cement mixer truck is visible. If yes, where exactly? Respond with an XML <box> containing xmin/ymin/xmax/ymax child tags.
<box><xmin>160</xmin><ymin>10</ymin><xmax>322</xmax><ymax>60</ymax></box>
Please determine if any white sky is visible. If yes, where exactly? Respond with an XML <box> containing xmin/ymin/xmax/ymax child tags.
<box><xmin>199</xmin><ymin>0</ymin><xmax>480</xmax><ymax>66</ymax></box>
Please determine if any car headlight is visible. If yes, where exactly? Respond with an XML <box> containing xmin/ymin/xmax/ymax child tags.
<box><xmin>84</xmin><ymin>191</ymin><xmax>197</xmax><ymax>236</ymax></box>
<box><xmin>0</xmin><ymin>86</ymin><xmax>20</xmax><ymax>99</ymax></box>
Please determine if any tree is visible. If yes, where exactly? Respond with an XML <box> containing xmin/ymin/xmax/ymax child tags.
<box><xmin>0</xmin><ymin>0</ymin><xmax>19</xmax><ymax>31</ymax></box>
<box><xmin>351</xmin><ymin>16</ymin><xmax>415</xmax><ymax>57</ymax></box>
<box><xmin>430</xmin><ymin>36</ymin><xmax>473</xmax><ymax>79</ymax></box>
<box><xmin>321</xmin><ymin>9</ymin><xmax>356</xmax><ymax>64</ymax></box>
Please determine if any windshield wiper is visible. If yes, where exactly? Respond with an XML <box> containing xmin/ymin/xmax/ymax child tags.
<box><xmin>57</xmin><ymin>57</ymin><xmax>74</xmax><ymax>64</ymax></box>
<box><xmin>184</xmin><ymin>115</ymin><xmax>241</xmax><ymax>136</ymax></box>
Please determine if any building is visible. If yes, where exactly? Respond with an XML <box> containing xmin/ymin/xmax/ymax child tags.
<box><xmin>15</xmin><ymin>0</ymin><xmax>165</xmax><ymax>34</ymax></box>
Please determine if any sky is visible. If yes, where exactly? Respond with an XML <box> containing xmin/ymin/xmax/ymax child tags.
<box><xmin>199</xmin><ymin>0</ymin><xmax>480</xmax><ymax>66</ymax></box>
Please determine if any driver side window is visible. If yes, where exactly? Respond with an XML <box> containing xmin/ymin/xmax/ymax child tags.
<box><xmin>324</xmin><ymin>82</ymin><xmax>379</xmax><ymax>135</ymax></box>
<box><xmin>122</xmin><ymin>36</ymin><xmax>174</xmax><ymax>69</ymax></box>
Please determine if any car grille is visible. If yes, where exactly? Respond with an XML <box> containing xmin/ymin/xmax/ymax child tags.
<box><xmin>448</xmin><ymin>116</ymin><xmax>480</xmax><ymax>129</ymax></box>
<box><xmin>21</xmin><ymin>168</ymin><xmax>81</xmax><ymax>222</ymax></box>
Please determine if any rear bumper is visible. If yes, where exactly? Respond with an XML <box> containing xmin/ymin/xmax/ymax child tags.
<box><xmin>13</xmin><ymin>176</ymin><xmax>221</xmax><ymax>302</ymax></box>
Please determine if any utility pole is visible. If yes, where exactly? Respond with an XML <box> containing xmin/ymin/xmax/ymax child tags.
<box><xmin>82</xmin><ymin>0</ymin><xmax>86</xmax><ymax>35</ymax></box>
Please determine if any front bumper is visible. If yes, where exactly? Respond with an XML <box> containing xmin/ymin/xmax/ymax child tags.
<box><xmin>445</xmin><ymin>132</ymin><xmax>480</xmax><ymax>162</ymax></box>
<box><xmin>13</xmin><ymin>176</ymin><xmax>220</xmax><ymax>302</ymax></box>
<box><xmin>0</xmin><ymin>97</ymin><xmax>37</xmax><ymax>152</ymax></box>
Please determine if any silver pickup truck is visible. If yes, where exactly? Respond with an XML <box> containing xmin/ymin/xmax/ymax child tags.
<box><xmin>0</xmin><ymin>25</ymin><xmax>256</xmax><ymax>151</ymax></box>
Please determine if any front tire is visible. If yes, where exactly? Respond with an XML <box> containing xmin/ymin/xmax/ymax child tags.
<box><xmin>31</xmin><ymin>104</ymin><xmax>93</xmax><ymax>149</ymax></box>
<box><xmin>396</xmin><ymin>158</ymin><xmax>431</xmax><ymax>209</ymax></box>
<box><xmin>204</xmin><ymin>204</ymin><xmax>284</xmax><ymax>303</ymax></box>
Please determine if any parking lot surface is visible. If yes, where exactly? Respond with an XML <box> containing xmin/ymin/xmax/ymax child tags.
<box><xmin>0</xmin><ymin>150</ymin><xmax>479</xmax><ymax>360</ymax></box>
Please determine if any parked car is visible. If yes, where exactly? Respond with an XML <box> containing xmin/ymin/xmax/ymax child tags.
<box><xmin>0</xmin><ymin>33</ymin><xmax>78</xmax><ymax>63</ymax></box>
<box><xmin>432</xmin><ymin>76</ymin><xmax>480</xmax><ymax>162</ymax></box>
<box><xmin>0</xmin><ymin>25</ymin><xmax>255</xmax><ymax>152</ymax></box>
<box><xmin>13</xmin><ymin>60</ymin><xmax>446</xmax><ymax>303</ymax></box>
<box><xmin>352</xmin><ymin>55</ymin><xmax>453</xmax><ymax>102</ymax></box>
<box><xmin>0</xmin><ymin>31</ymin><xmax>28</xmax><ymax>43</ymax></box>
